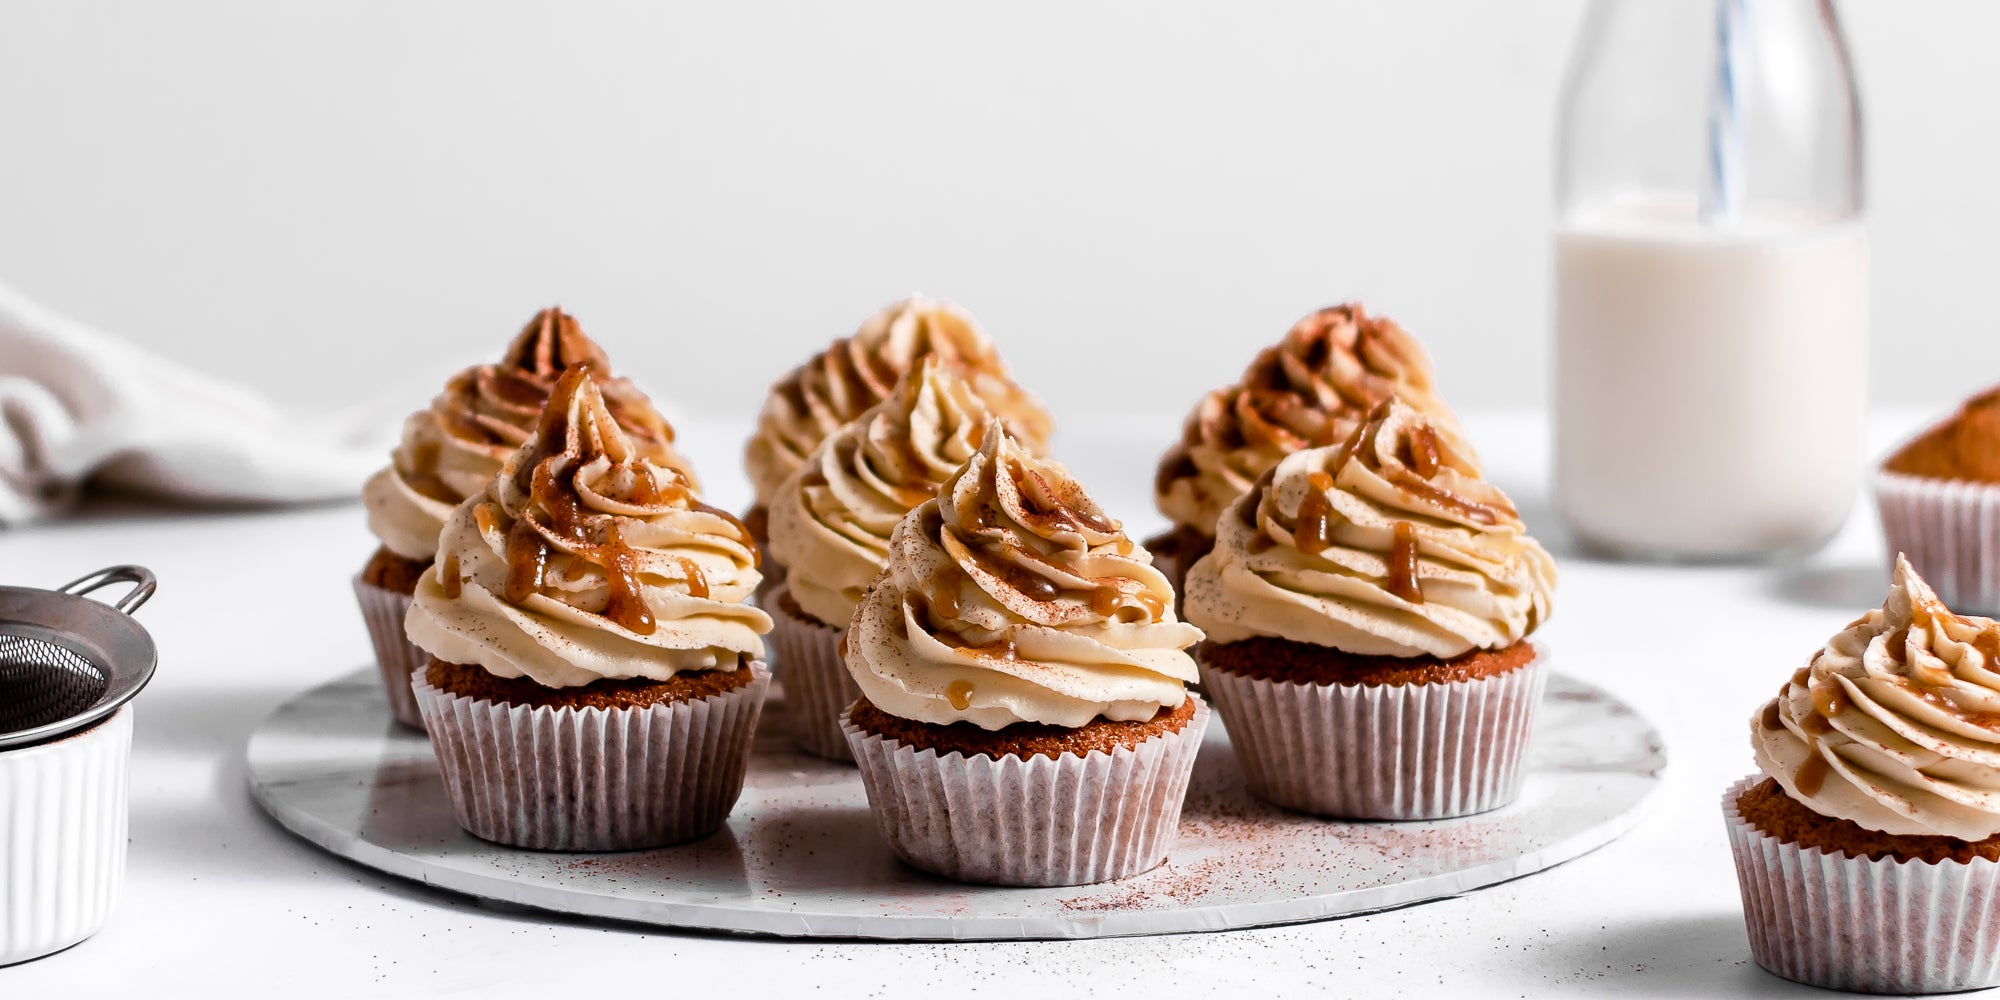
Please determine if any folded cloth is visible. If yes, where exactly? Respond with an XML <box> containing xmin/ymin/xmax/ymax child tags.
<box><xmin>0</xmin><ymin>280</ymin><xmax>393</xmax><ymax>526</ymax></box>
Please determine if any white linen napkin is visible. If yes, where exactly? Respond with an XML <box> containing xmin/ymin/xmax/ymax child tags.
<box><xmin>0</xmin><ymin>280</ymin><xmax>393</xmax><ymax>526</ymax></box>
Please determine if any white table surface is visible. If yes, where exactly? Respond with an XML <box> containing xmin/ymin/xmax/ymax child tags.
<box><xmin>0</xmin><ymin>410</ymin><xmax>1932</xmax><ymax>998</ymax></box>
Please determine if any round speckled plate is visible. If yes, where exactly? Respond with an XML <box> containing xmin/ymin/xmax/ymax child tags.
<box><xmin>245</xmin><ymin>666</ymin><xmax>1662</xmax><ymax>940</ymax></box>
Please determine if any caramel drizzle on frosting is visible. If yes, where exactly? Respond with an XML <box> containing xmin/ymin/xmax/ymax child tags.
<box><xmin>399</xmin><ymin>307</ymin><xmax>682</xmax><ymax>507</ymax></box>
<box><xmin>1387</xmin><ymin>521</ymin><xmax>1424</xmax><ymax>604</ymax></box>
<box><xmin>1795</xmin><ymin>753</ymin><xmax>1831</xmax><ymax>796</ymax></box>
<box><xmin>495</xmin><ymin>365</ymin><xmax>740</xmax><ymax>636</ymax></box>
<box><xmin>1781</xmin><ymin>560</ymin><xmax>2000</xmax><ymax>801</ymax></box>
<box><xmin>924</xmin><ymin>423</ymin><xmax>1168</xmax><ymax>649</ymax></box>
<box><xmin>1294</xmin><ymin>472</ymin><xmax>1338</xmax><ymax>555</ymax></box>
<box><xmin>1154</xmin><ymin>303</ymin><xmax>1449</xmax><ymax>510</ymax></box>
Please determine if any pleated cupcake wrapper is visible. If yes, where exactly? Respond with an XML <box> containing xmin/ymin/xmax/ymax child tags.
<box><xmin>1197</xmin><ymin>646</ymin><xmax>1544</xmax><ymax>820</ymax></box>
<box><xmin>0</xmin><ymin>709</ymin><xmax>131</xmax><ymax>965</ymax></box>
<box><xmin>1875</xmin><ymin>470</ymin><xmax>2000</xmax><ymax>616</ymax></box>
<box><xmin>840</xmin><ymin>698</ymin><xmax>1210</xmax><ymax>888</ymax></box>
<box><xmin>413</xmin><ymin>663</ymin><xmax>770</xmax><ymax>851</ymax></box>
<box><xmin>767</xmin><ymin>593</ymin><xmax>859</xmax><ymax>762</ymax></box>
<box><xmin>1722</xmin><ymin>776</ymin><xmax>2000</xmax><ymax>994</ymax></box>
<box><xmin>352</xmin><ymin>574</ymin><xmax>429</xmax><ymax>729</ymax></box>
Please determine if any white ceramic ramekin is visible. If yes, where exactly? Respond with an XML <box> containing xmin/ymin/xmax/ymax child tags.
<box><xmin>0</xmin><ymin>708</ymin><xmax>133</xmax><ymax>966</ymax></box>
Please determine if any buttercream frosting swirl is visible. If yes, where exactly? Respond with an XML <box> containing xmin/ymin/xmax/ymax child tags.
<box><xmin>1184</xmin><ymin>398</ymin><xmax>1553</xmax><ymax>658</ymax></box>
<box><xmin>844</xmin><ymin>421</ymin><xmax>1202</xmax><ymax>730</ymax></box>
<box><xmin>1156</xmin><ymin>303</ymin><xmax>1456</xmax><ymax>540</ymax></box>
<box><xmin>363</xmin><ymin>307</ymin><xmax>695</xmax><ymax>561</ymax></box>
<box><xmin>767</xmin><ymin>356</ymin><xmax>1024</xmax><ymax>628</ymax></box>
<box><xmin>406</xmin><ymin>366</ymin><xmax>768</xmax><ymax>688</ymax></box>
<box><xmin>743</xmin><ymin>295</ymin><xmax>1053</xmax><ymax>511</ymax></box>
<box><xmin>1752</xmin><ymin>555</ymin><xmax>2000</xmax><ymax>840</ymax></box>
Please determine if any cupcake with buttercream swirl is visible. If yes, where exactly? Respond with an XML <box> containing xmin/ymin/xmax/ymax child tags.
<box><xmin>354</xmin><ymin>306</ymin><xmax>696</xmax><ymax>727</ymax></box>
<box><xmin>403</xmin><ymin>366</ymin><xmax>770</xmax><ymax>851</ymax></box>
<box><xmin>1751</xmin><ymin>555</ymin><xmax>2000</xmax><ymax>841</ymax></box>
<box><xmin>1149</xmin><ymin>303</ymin><xmax>1456</xmax><ymax>593</ymax></box>
<box><xmin>839</xmin><ymin>421</ymin><xmax>1209</xmax><ymax>887</ymax></box>
<box><xmin>1724</xmin><ymin>557</ymin><xmax>2000</xmax><ymax>994</ymax></box>
<box><xmin>741</xmin><ymin>296</ymin><xmax>1053</xmax><ymax>597</ymax></box>
<box><xmin>1183</xmin><ymin>397</ymin><xmax>1553</xmax><ymax>820</ymax></box>
<box><xmin>764</xmin><ymin>357</ymin><xmax>1035</xmax><ymax>758</ymax></box>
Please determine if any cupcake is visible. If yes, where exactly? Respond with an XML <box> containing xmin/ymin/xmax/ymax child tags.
<box><xmin>742</xmin><ymin>296</ymin><xmax>1053</xmax><ymax>602</ymax></box>
<box><xmin>358</xmin><ymin>306</ymin><xmax>694</xmax><ymax>727</ymax></box>
<box><xmin>1151</xmin><ymin>303</ymin><xmax>1455</xmax><ymax>594</ymax></box>
<box><xmin>840</xmin><ymin>421</ymin><xmax>1207</xmax><ymax>886</ymax></box>
<box><xmin>1729</xmin><ymin>555</ymin><xmax>2000</xmax><ymax>993</ymax></box>
<box><xmin>1877</xmin><ymin>385</ymin><xmax>2000</xmax><ymax>615</ymax></box>
<box><xmin>1183</xmin><ymin>397</ymin><xmax>1554</xmax><ymax>820</ymax></box>
<box><xmin>765</xmin><ymin>356</ymin><xmax>1038</xmax><ymax>760</ymax></box>
<box><xmin>404</xmin><ymin>366</ymin><xmax>769</xmax><ymax>850</ymax></box>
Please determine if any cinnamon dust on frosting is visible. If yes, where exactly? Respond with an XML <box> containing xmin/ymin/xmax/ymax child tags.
<box><xmin>1155</xmin><ymin>303</ymin><xmax>1457</xmax><ymax>541</ymax></box>
<box><xmin>844</xmin><ymin>421</ymin><xmax>1202</xmax><ymax>730</ymax></box>
<box><xmin>406</xmin><ymin>367</ymin><xmax>768</xmax><ymax>689</ymax></box>
<box><xmin>1752</xmin><ymin>555</ymin><xmax>2000</xmax><ymax>840</ymax></box>
<box><xmin>363</xmin><ymin>307</ymin><xmax>696</xmax><ymax>561</ymax></box>
<box><xmin>1184</xmin><ymin>398</ymin><xmax>1554</xmax><ymax>659</ymax></box>
<box><xmin>767</xmin><ymin>357</ymin><xmax>1040</xmax><ymax>628</ymax></box>
<box><xmin>743</xmin><ymin>295</ymin><xmax>1053</xmax><ymax>511</ymax></box>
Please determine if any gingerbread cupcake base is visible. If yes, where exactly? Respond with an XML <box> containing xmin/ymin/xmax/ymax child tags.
<box><xmin>1198</xmin><ymin>639</ymin><xmax>1544</xmax><ymax>820</ymax></box>
<box><xmin>413</xmin><ymin>660</ymin><xmax>770</xmax><ymax>851</ymax></box>
<box><xmin>766</xmin><ymin>587</ymin><xmax>858</xmax><ymax>761</ymax></box>
<box><xmin>841</xmin><ymin>696</ymin><xmax>1209</xmax><ymax>887</ymax></box>
<box><xmin>1724</xmin><ymin>776</ymin><xmax>2000</xmax><ymax>994</ymax></box>
<box><xmin>353</xmin><ymin>555</ymin><xmax>431</xmax><ymax>729</ymax></box>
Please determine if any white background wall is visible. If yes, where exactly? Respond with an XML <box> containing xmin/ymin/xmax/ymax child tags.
<box><xmin>0</xmin><ymin>1</ymin><xmax>1989</xmax><ymax>428</ymax></box>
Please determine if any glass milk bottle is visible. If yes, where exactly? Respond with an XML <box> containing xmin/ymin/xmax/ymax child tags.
<box><xmin>1554</xmin><ymin>0</ymin><xmax>1866</xmax><ymax>560</ymax></box>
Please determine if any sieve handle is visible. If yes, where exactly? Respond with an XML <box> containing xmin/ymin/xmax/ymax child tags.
<box><xmin>59</xmin><ymin>565</ymin><xmax>156</xmax><ymax>615</ymax></box>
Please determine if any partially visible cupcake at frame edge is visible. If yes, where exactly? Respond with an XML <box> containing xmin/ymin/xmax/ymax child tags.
<box><xmin>840</xmin><ymin>421</ymin><xmax>1207</xmax><ymax>887</ymax></box>
<box><xmin>403</xmin><ymin>366</ymin><xmax>770</xmax><ymax>851</ymax></box>
<box><xmin>1877</xmin><ymin>385</ymin><xmax>2000</xmax><ymax>615</ymax></box>
<box><xmin>741</xmin><ymin>295</ymin><xmax>1054</xmax><ymax>605</ymax></box>
<box><xmin>1728</xmin><ymin>555</ymin><xmax>2000</xmax><ymax>994</ymax></box>
<box><xmin>355</xmin><ymin>306</ymin><xmax>695</xmax><ymax>728</ymax></box>
<box><xmin>1150</xmin><ymin>302</ymin><xmax>1458</xmax><ymax>596</ymax></box>
<box><xmin>1182</xmin><ymin>397</ymin><xmax>1554</xmax><ymax>820</ymax></box>
<box><xmin>764</xmin><ymin>356</ymin><xmax>1046</xmax><ymax>761</ymax></box>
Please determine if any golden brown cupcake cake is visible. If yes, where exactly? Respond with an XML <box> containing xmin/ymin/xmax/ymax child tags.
<box><xmin>1726</xmin><ymin>555</ymin><xmax>2000</xmax><ymax>993</ymax></box>
<box><xmin>1877</xmin><ymin>385</ymin><xmax>2000</xmax><ymax>614</ymax></box>
<box><xmin>741</xmin><ymin>296</ymin><xmax>1053</xmax><ymax>601</ymax></box>
<box><xmin>764</xmin><ymin>356</ymin><xmax>1035</xmax><ymax>760</ymax></box>
<box><xmin>1150</xmin><ymin>303</ymin><xmax>1456</xmax><ymax>594</ymax></box>
<box><xmin>1183</xmin><ymin>397</ymin><xmax>1554</xmax><ymax>819</ymax></box>
<box><xmin>355</xmin><ymin>307</ymin><xmax>694</xmax><ymax>727</ymax></box>
<box><xmin>840</xmin><ymin>421</ymin><xmax>1207</xmax><ymax>886</ymax></box>
<box><xmin>403</xmin><ymin>366</ymin><xmax>769</xmax><ymax>850</ymax></box>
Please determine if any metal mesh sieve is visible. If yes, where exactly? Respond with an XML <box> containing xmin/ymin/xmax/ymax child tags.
<box><xmin>0</xmin><ymin>566</ymin><xmax>157</xmax><ymax>749</ymax></box>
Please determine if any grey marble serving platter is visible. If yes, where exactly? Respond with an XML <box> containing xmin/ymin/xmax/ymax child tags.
<box><xmin>245</xmin><ymin>667</ymin><xmax>1663</xmax><ymax>941</ymax></box>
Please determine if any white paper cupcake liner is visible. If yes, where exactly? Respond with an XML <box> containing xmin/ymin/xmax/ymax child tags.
<box><xmin>0</xmin><ymin>708</ymin><xmax>131</xmax><ymax>965</ymax></box>
<box><xmin>1197</xmin><ymin>644</ymin><xmax>1544</xmax><ymax>820</ymax></box>
<box><xmin>767</xmin><ymin>590</ymin><xmax>859</xmax><ymax>762</ymax></box>
<box><xmin>840</xmin><ymin>697</ymin><xmax>1209</xmax><ymax>887</ymax></box>
<box><xmin>1723</xmin><ymin>776</ymin><xmax>2000</xmax><ymax>994</ymax></box>
<box><xmin>353</xmin><ymin>574</ymin><xmax>429</xmax><ymax>729</ymax></box>
<box><xmin>413</xmin><ymin>662</ymin><xmax>770</xmax><ymax>851</ymax></box>
<box><xmin>1875</xmin><ymin>470</ymin><xmax>2000</xmax><ymax>615</ymax></box>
